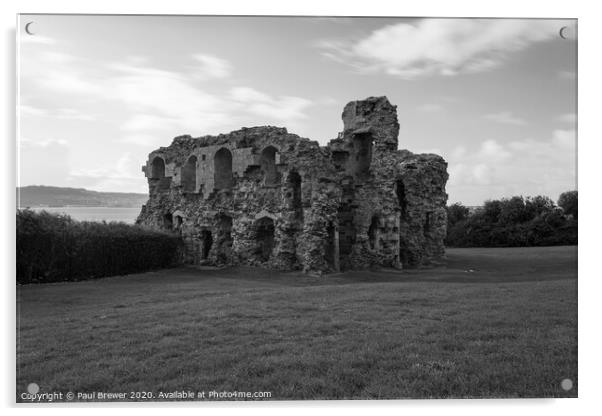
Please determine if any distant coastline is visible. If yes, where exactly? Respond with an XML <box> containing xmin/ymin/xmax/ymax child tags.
<box><xmin>17</xmin><ymin>185</ymin><xmax>147</xmax><ymax>208</ymax></box>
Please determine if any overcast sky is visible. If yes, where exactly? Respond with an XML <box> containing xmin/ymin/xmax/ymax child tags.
<box><xmin>18</xmin><ymin>15</ymin><xmax>576</xmax><ymax>205</ymax></box>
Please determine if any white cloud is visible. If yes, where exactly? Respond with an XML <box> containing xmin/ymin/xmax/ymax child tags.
<box><xmin>19</xmin><ymin>104</ymin><xmax>48</xmax><ymax>117</ymax></box>
<box><xmin>20</xmin><ymin>137</ymin><xmax>68</xmax><ymax>147</ymax></box>
<box><xmin>20</xmin><ymin>35</ymin><xmax>56</xmax><ymax>45</ymax></box>
<box><xmin>68</xmin><ymin>153</ymin><xmax>147</xmax><ymax>192</ymax></box>
<box><xmin>477</xmin><ymin>139</ymin><xmax>512</xmax><ymax>160</ymax></box>
<box><xmin>483</xmin><ymin>111</ymin><xmax>527</xmax><ymax>125</ymax></box>
<box><xmin>122</xmin><ymin>134</ymin><xmax>165</xmax><ymax>147</ymax></box>
<box><xmin>19</xmin><ymin>104</ymin><xmax>96</xmax><ymax>121</ymax></box>
<box><xmin>230</xmin><ymin>87</ymin><xmax>313</xmax><ymax>122</ymax></box>
<box><xmin>450</xmin><ymin>146</ymin><xmax>467</xmax><ymax>160</ymax></box>
<box><xmin>28</xmin><ymin>52</ymin><xmax>314</xmax><ymax>136</ymax></box>
<box><xmin>21</xmin><ymin>50</ymin><xmax>316</xmax><ymax>191</ymax></box>
<box><xmin>192</xmin><ymin>54</ymin><xmax>233</xmax><ymax>79</ymax></box>
<box><xmin>552</xmin><ymin>129</ymin><xmax>576</xmax><ymax>148</ymax></box>
<box><xmin>122</xmin><ymin>114</ymin><xmax>179</xmax><ymax>132</ymax></box>
<box><xmin>446</xmin><ymin>132</ymin><xmax>576</xmax><ymax>204</ymax></box>
<box><xmin>558</xmin><ymin>70</ymin><xmax>576</xmax><ymax>80</ymax></box>
<box><xmin>318</xmin><ymin>19</ymin><xmax>558</xmax><ymax>79</ymax></box>
<box><xmin>55</xmin><ymin>108</ymin><xmax>96</xmax><ymax>121</ymax></box>
<box><xmin>70</xmin><ymin>153</ymin><xmax>139</xmax><ymax>180</ymax></box>
<box><xmin>18</xmin><ymin>137</ymin><xmax>70</xmax><ymax>189</ymax></box>
<box><xmin>558</xmin><ymin>113</ymin><xmax>577</xmax><ymax>123</ymax></box>
<box><xmin>230</xmin><ymin>86</ymin><xmax>271</xmax><ymax>103</ymax></box>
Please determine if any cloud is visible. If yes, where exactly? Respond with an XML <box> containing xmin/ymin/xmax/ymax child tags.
<box><xmin>318</xmin><ymin>19</ymin><xmax>559</xmax><ymax>79</ymax></box>
<box><xmin>552</xmin><ymin>129</ymin><xmax>576</xmax><ymax>148</ymax></box>
<box><xmin>192</xmin><ymin>54</ymin><xmax>233</xmax><ymax>79</ymax></box>
<box><xmin>230</xmin><ymin>87</ymin><xmax>312</xmax><ymax>122</ymax></box>
<box><xmin>122</xmin><ymin>114</ymin><xmax>179</xmax><ymax>132</ymax></box>
<box><xmin>558</xmin><ymin>113</ymin><xmax>577</xmax><ymax>123</ymax></box>
<box><xmin>55</xmin><ymin>108</ymin><xmax>96</xmax><ymax>121</ymax></box>
<box><xmin>19</xmin><ymin>104</ymin><xmax>96</xmax><ymax>121</ymax></box>
<box><xmin>28</xmin><ymin>52</ymin><xmax>314</xmax><ymax>136</ymax></box>
<box><xmin>483</xmin><ymin>111</ymin><xmax>527</xmax><ymax>125</ymax></box>
<box><xmin>70</xmin><ymin>153</ymin><xmax>139</xmax><ymax>180</ymax></box>
<box><xmin>69</xmin><ymin>153</ymin><xmax>146</xmax><ymax>192</ymax></box>
<box><xmin>558</xmin><ymin>70</ymin><xmax>576</xmax><ymax>80</ymax></box>
<box><xmin>446</xmin><ymin>131</ymin><xmax>576</xmax><ymax>204</ymax></box>
<box><xmin>122</xmin><ymin>134</ymin><xmax>165</xmax><ymax>147</ymax></box>
<box><xmin>20</xmin><ymin>137</ymin><xmax>68</xmax><ymax>147</ymax></box>
<box><xmin>19</xmin><ymin>104</ymin><xmax>47</xmax><ymax>117</ymax></box>
<box><xmin>18</xmin><ymin>137</ymin><xmax>70</xmax><ymax>189</ymax></box>
<box><xmin>20</xmin><ymin>49</ymin><xmax>317</xmax><ymax>191</ymax></box>
<box><xmin>477</xmin><ymin>139</ymin><xmax>512</xmax><ymax>160</ymax></box>
<box><xmin>20</xmin><ymin>35</ymin><xmax>56</xmax><ymax>45</ymax></box>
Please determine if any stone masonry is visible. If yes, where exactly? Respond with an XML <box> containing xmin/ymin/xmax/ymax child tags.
<box><xmin>136</xmin><ymin>96</ymin><xmax>449</xmax><ymax>273</ymax></box>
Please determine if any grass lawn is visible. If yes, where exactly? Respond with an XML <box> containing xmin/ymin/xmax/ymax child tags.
<box><xmin>16</xmin><ymin>246</ymin><xmax>577</xmax><ymax>401</ymax></box>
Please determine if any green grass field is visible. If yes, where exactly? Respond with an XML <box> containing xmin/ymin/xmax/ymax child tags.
<box><xmin>16</xmin><ymin>246</ymin><xmax>577</xmax><ymax>401</ymax></box>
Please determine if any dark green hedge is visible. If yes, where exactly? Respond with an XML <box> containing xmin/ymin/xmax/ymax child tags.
<box><xmin>17</xmin><ymin>209</ymin><xmax>183</xmax><ymax>284</ymax></box>
<box><xmin>445</xmin><ymin>194</ymin><xmax>577</xmax><ymax>248</ymax></box>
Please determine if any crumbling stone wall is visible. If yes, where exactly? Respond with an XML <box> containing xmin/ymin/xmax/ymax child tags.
<box><xmin>137</xmin><ymin>96</ymin><xmax>448</xmax><ymax>273</ymax></box>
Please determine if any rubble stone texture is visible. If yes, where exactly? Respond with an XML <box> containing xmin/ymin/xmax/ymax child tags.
<box><xmin>137</xmin><ymin>96</ymin><xmax>449</xmax><ymax>273</ymax></box>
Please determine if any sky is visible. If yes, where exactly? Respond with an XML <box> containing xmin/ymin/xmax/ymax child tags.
<box><xmin>17</xmin><ymin>15</ymin><xmax>577</xmax><ymax>205</ymax></box>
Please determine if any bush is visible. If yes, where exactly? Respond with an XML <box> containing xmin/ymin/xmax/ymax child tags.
<box><xmin>17</xmin><ymin>210</ymin><xmax>183</xmax><ymax>284</ymax></box>
<box><xmin>558</xmin><ymin>190</ymin><xmax>578</xmax><ymax>219</ymax></box>
<box><xmin>447</xmin><ymin>202</ymin><xmax>470</xmax><ymax>227</ymax></box>
<box><xmin>445</xmin><ymin>193</ymin><xmax>577</xmax><ymax>248</ymax></box>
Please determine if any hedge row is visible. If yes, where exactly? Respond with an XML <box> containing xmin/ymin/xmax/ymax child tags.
<box><xmin>17</xmin><ymin>209</ymin><xmax>183</xmax><ymax>284</ymax></box>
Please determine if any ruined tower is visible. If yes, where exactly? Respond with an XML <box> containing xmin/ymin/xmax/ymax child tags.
<box><xmin>137</xmin><ymin>96</ymin><xmax>449</xmax><ymax>273</ymax></box>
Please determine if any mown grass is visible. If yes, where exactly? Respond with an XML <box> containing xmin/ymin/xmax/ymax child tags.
<box><xmin>16</xmin><ymin>246</ymin><xmax>577</xmax><ymax>400</ymax></box>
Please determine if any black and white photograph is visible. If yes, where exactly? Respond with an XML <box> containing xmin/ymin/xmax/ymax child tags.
<box><xmin>15</xmin><ymin>13</ymin><xmax>578</xmax><ymax>403</ymax></box>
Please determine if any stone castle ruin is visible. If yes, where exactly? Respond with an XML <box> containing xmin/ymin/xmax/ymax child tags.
<box><xmin>136</xmin><ymin>96</ymin><xmax>449</xmax><ymax>273</ymax></box>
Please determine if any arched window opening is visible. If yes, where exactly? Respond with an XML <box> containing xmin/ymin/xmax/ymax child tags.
<box><xmin>174</xmin><ymin>215</ymin><xmax>183</xmax><ymax>231</ymax></box>
<box><xmin>351</xmin><ymin>133</ymin><xmax>372</xmax><ymax>178</ymax></box>
<box><xmin>325</xmin><ymin>221</ymin><xmax>339</xmax><ymax>271</ymax></box>
<box><xmin>163</xmin><ymin>213</ymin><xmax>173</xmax><ymax>230</ymax></box>
<box><xmin>424</xmin><ymin>212</ymin><xmax>432</xmax><ymax>235</ymax></box>
<box><xmin>286</xmin><ymin>171</ymin><xmax>303</xmax><ymax>220</ymax></box>
<box><xmin>337</xmin><ymin>182</ymin><xmax>356</xmax><ymax>266</ymax></box>
<box><xmin>368</xmin><ymin>216</ymin><xmax>379</xmax><ymax>250</ymax></box>
<box><xmin>260</xmin><ymin>146</ymin><xmax>279</xmax><ymax>185</ymax></box>
<box><xmin>151</xmin><ymin>157</ymin><xmax>165</xmax><ymax>179</ymax></box>
<box><xmin>396</xmin><ymin>180</ymin><xmax>407</xmax><ymax>220</ymax></box>
<box><xmin>399</xmin><ymin>239</ymin><xmax>410</xmax><ymax>267</ymax></box>
<box><xmin>216</xmin><ymin>215</ymin><xmax>233</xmax><ymax>262</ymax></box>
<box><xmin>182</xmin><ymin>155</ymin><xmax>197</xmax><ymax>192</ymax></box>
<box><xmin>214</xmin><ymin>148</ymin><xmax>233</xmax><ymax>190</ymax></box>
<box><xmin>255</xmin><ymin>217</ymin><xmax>275</xmax><ymax>261</ymax></box>
<box><xmin>200</xmin><ymin>230</ymin><xmax>213</xmax><ymax>260</ymax></box>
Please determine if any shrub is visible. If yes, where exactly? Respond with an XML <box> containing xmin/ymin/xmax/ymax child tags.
<box><xmin>17</xmin><ymin>209</ymin><xmax>183</xmax><ymax>284</ymax></box>
<box><xmin>446</xmin><ymin>193</ymin><xmax>577</xmax><ymax>248</ymax></box>
<box><xmin>447</xmin><ymin>202</ymin><xmax>470</xmax><ymax>227</ymax></box>
<box><xmin>558</xmin><ymin>190</ymin><xmax>578</xmax><ymax>219</ymax></box>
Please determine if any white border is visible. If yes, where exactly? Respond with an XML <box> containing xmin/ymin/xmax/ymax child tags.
<box><xmin>3</xmin><ymin>1</ymin><xmax>599</xmax><ymax>415</ymax></box>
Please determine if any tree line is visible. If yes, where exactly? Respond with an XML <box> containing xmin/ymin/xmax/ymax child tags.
<box><xmin>445</xmin><ymin>191</ymin><xmax>577</xmax><ymax>247</ymax></box>
<box><xmin>16</xmin><ymin>191</ymin><xmax>578</xmax><ymax>284</ymax></box>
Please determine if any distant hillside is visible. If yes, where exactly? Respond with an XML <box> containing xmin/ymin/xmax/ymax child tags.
<box><xmin>17</xmin><ymin>186</ymin><xmax>148</xmax><ymax>208</ymax></box>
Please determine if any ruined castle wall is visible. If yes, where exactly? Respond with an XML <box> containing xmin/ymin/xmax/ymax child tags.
<box><xmin>137</xmin><ymin>96</ymin><xmax>449</xmax><ymax>273</ymax></box>
<box><xmin>395</xmin><ymin>153</ymin><xmax>449</xmax><ymax>266</ymax></box>
<box><xmin>137</xmin><ymin>127</ymin><xmax>341</xmax><ymax>271</ymax></box>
